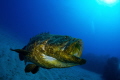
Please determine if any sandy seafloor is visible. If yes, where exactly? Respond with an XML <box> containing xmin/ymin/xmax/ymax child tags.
<box><xmin>0</xmin><ymin>28</ymin><xmax>103</xmax><ymax>80</ymax></box>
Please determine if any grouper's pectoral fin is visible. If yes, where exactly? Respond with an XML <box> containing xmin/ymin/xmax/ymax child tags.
<box><xmin>10</xmin><ymin>48</ymin><xmax>29</xmax><ymax>61</ymax></box>
<box><xmin>19</xmin><ymin>53</ymin><xmax>24</xmax><ymax>61</ymax></box>
<box><xmin>10</xmin><ymin>48</ymin><xmax>29</xmax><ymax>55</ymax></box>
<box><xmin>25</xmin><ymin>64</ymin><xmax>39</xmax><ymax>74</ymax></box>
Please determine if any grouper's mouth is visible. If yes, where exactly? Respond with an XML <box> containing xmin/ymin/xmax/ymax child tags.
<box><xmin>62</xmin><ymin>39</ymin><xmax>83</xmax><ymax>57</ymax></box>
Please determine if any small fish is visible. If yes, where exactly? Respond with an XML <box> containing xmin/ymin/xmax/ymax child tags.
<box><xmin>10</xmin><ymin>33</ymin><xmax>86</xmax><ymax>74</ymax></box>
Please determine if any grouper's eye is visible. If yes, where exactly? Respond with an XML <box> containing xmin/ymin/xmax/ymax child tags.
<box><xmin>64</xmin><ymin>36</ymin><xmax>69</xmax><ymax>39</ymax></box>
<box><xmin>75</xmin><ymin>43</ymin><xmax>80</xmax><ymax>49</ymax></box>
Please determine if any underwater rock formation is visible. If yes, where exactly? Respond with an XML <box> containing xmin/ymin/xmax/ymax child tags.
<box><xmin>102</xmin><ymin>57</ymin><xmax>120</xmax><ymax>80</ymax></box>
<box><xmin>81</xmin><ymin>53</ymin><xmax>109</xmax><ymax>74</ymax></box>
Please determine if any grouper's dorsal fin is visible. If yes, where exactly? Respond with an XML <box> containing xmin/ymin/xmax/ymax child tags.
<box><xmin>25</xmin><ymin>64</ymin><xmax>39</xmax><ymax>74</ymax></box>
<box><xmin>10</xmin><ymin>48</ymin><xmax>29</xmax><ymax>55</ymax></box>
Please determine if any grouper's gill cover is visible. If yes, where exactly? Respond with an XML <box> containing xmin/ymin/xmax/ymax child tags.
<box><xmin>10</xmin><ymin>33</ymin><xmax>86</xmax><ymax>74</ymax></box>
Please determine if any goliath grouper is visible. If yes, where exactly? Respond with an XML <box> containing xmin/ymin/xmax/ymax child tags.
<box><xmin>10</xmin><ymin>33</ymin><xmax>86</xmax><ymax>74</ymax></box>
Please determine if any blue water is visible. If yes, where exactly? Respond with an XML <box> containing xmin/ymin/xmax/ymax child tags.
<box><xmin>0</xmin><ymin>0</ymin><xmax>120</xmax><ymax>80</ymax></box>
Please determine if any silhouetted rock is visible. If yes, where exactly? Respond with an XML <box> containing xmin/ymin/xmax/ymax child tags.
<box><xmin>80</xmin><ymin>53</ymin><xmax>109</xmax><ymax>74</ymax></box>
<box><xmin>102</xmin><ymin>57</ymin><xmax>120</xmax><ymax>80</ymax></box>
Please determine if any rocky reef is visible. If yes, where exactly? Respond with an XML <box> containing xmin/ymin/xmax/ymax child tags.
<box><xmin>102</xmin><ymin>57</ymin><xmax>120</xmax><ymax>80</ymax></box>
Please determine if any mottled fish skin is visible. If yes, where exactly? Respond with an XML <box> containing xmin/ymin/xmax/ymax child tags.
<box><xmin>11</xmin><ymin>33</ymin><xmax>86</xmax><ymax>72</ymax></box>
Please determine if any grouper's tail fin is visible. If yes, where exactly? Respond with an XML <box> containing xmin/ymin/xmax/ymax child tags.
<box><xmin>10</xmin><ymin>48</ymin><xmax>29</xmax><ymax>61</ymax></box>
